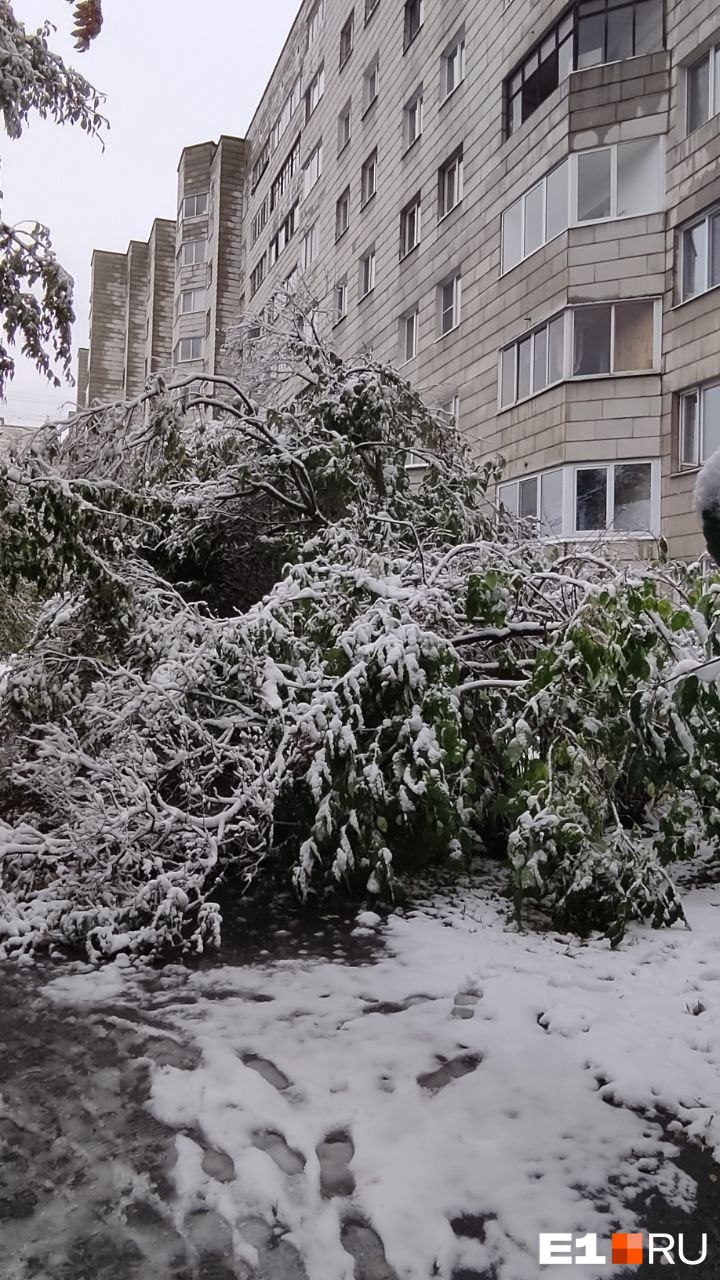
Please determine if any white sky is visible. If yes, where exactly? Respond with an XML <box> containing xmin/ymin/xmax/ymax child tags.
<box><xmin>2</xmin><ymin>0</ymin><xmax>300</xmax><ymax>425</ymax></box>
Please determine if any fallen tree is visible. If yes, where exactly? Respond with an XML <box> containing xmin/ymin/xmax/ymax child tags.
<box><xmin>0</xmin><ymin>337</ymin><xmax>719</xmax><ymax>959</ymax></box>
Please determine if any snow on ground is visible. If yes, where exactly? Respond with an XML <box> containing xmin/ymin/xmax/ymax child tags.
<box><xmin>42</xmin><ymin>870</ymin><xmax>720</xmax><ymax>1280</ymax></box>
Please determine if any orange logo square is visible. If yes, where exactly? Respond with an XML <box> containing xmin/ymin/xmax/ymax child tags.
<box><xmin>612</xmin><ymin>1233</ymin><xmax>643</xmax><ymax>1265</ymax></box>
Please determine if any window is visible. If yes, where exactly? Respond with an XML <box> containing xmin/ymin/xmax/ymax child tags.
<box><xmin>575</xmin><ymin>463</ymin><xmax>652</xmax><ymax>533</ymax></box>
<box><xmin>404</xmin><ymin>0</ymin><xmax>423</xmax><ymax>49</ymax></box>
<box><xmin>400</xmin><ymin>193</ymin><xmax>421</xmax><ymax>257</ymax></box>
<box><xmin>269</xmin><ymin>203</ymin><xmax>298</xmax><ymax>265</ymax></box>
<box><xmin>251</xmin><ymin>198</ymin><xmax>269</xmax><ymax>244</ymax></box>
<box><xmin>400</xmin><ymin>309</ymin><xmax>419</xmax><ymax>362</ymax></box>
<box><xmin>307</xmin><ymin>0</ymin><xmax>323</xmax><ymax>47</ymax></box>
<box><xmin>178</xmin><ymin>239</ymin><xmax>207</xmax><ymax>266</ymax></box>
<box><xmin>506</xmin><ymin>0</ymin><xmax>663</xmax><ymax>136</ymax></box>
<box><xmin>181</xmin><ymin>192</ymin><xmax>208</xmax><ymax>219</ymax></box>
<box><xmin>403</xmin><ymin>88</ymin><xmax>423</xmax><ymax>150</ymax></box>
<box><xmin>303</xmin><ymin>142</ymin><xmax>323</xmax><ymax>196</ymax></box>
<box><xmin>305</xmin><ymin>66</ymin><xmax>325</xmax><ymax>120</ymax></box>
<box><xmin>439</xmin><ymin>393</ymin><xmax>460</xmax><ymax>425</ymax></box>
<box><xmin>363</xmin><ymin>57</ymin><xmax>380</xmax><ymax>112</ymax></box>
<box><xmin>680</xmin><ymin>381</ymin><xmax>720</xmax><ymax>469</ymax></box>
<box><xmin>365</xmin><ymin>0</ymin><xmax>379</xmax><ymax>20</ymax></box>
<box><xmin>438</xmin><ymin>273</ymin><xmax>461</xmax><ymax>335</ymax></box>
<box><xmin>271</xmin><ymin>76</ymin><xmax>303</xmax><ymax>152</ymax></box>
<box><xmin>179</xmin><ymin>288</ymin><xmax>206</xmax><ymax>314</ymax></box>
<box><xmin>338</xmin><ymin>101</ymin><xmax>352</xmax><ymax>152</ymax></box>
<box><xmin>360</xmin><ymin>249</ymin><xmax>376</xmax><ymax>297</ymax></box>
<box><xmin>680</xmin><ymin>206</ymin><xmax>720</xmax><ymax>301</ymax></box>
<box><xmin>284</xmin><ymin>265</ymin><xmax>298</xmax><ymax>295</ymax></box>
<box><xmin>174</xmin><ymin>337</ymin><xmax>203</xmax><ymax>363</ymax></box>
<box><xmin>687</xmin><ymin>45</ymin><xmax>720</xmax><ymax>133</ymax></box>
<box><xmin>442</xmin><ymin>35</ymin><xmax>465</xmax><ymax>100</ymax></box>
<box><xmin>336</xmin><ymin>186</ymin><xmax>351</xmax><ymax>239</ymax></box>
<box><xmin>499</xmin><ymin>463</ymin><xmax>655</xmax><ymax>536</ymax></box>
<box><xmin>361</xmin><ymin>149</ymin><xmax>378</xmax><ymax>205</ymax></box>
<box><xmin>500</xmin><ymin>301</ymin><xmax>657</xmax><ymax>406</ymax></box>
<box><xmin>339</xmin><ymin>12</ymin><xmax>354</xmax><ymax>67</ymax></box>
<box><xmin>250</xmin><ymin>254</ymin><xmax>267</xmax><ymax>297</ymax></box>
<box><xmin>499</xmin><ymin>470</ymin><xmax>564</xmax><ymax>536</ymax></box>
<box><xmin>501</xmin><ymin>137</ymin><xmax>663</xmax><ymax>272</ymax></box>
<box><xmin>251</xmin><ymin>142</ymin><xmax>270</xmax><ymax>192</ymax></box>
<box><xmin>438</xmin><ymin>148</ymin><xmax>464</xmax><ymax>218</ymax></box>
<box><xmin>335</xmin><ymin>278</ymin><xmax>348</xmax><ymax>322</ymax></box>
<box><xmin>302</xmin><ymin>224</ymin><xmax>318</xmax><ymax>268</ymax></box>
<box><xmin>270</xmin><ymin>137</ymin><xmax>301</xmax><ymax>212</ymax></box>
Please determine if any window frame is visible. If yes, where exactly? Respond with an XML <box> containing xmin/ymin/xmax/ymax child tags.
<box><xmin>400</xmin><ymin>192</ymin><xmax>422</xmax><ymax>258</ymax></box>
<box><xmin>403</xmin><ymin>88</ymin><xmax>423</xmax><ymax>152</ymax></box>
<box><xmin>338</xmin><ymin>101</ymin><xmax>352</xmax><ymax>153</ymax></box>
<box><xmin>269</xmin><ymin>202</ymin><xmax>298</xmax><ymax>265</ymax></box>
<box><xmin>335</xmin><ymin>277</ymin><xmax>349</xmax><ymax>323</ymax></box>
<box><xmin>249</xmin><ymin>253</ymin><xmax>267</xmax><ymax>297</ymax></box>
<box><xmin>339</xmin><ymin>11</ymin><xmax>355</xmax><ymax>68</ymax></box>
<box><xmin>174</xmin><ymin>336</ymin><xmax>204</xmax><ymax>364</ymax></box>
<box><xmin>303</xmin><ymin>140</ymin><xmax>323</xmax><ymax>197</ymax></box>
<box><xmin>336</xmin><ymin>185</ymin><xmax>351</xmax><ymax>240</ymax></box>
<box><xmin>679</xmin><ymin>204</ymin><xmax>720</xmax><ymax>303</ymax></box>
<box><xmin>505</xmin><ymin>0</ymin><xmax>665</xmax><ymax>137</ymax></box>
<box><xmin>687</xmin><ymin>44</ymin><xmax>719</xmax><ymax>134</ymax></box>
<box><xmin>361</xmin><ymin>148</ymin><xmax>378</xmax><ymax>206</ymax></box>
<box><xmin>360</xmin><ymin>248</ymin><xmax>376</xmax><ymax>298</ymax></box>
<box><xmin>178</xmin><ymin>287</ymin><xmax>206</xmax><ymax>315</ymax></box>
<box><xmin>438</xmin><ymin>147</ymin><xmax>464</xmax><ymax>220</ymax></box>
<box><xmin>400</xmin><ymin>308</ymin><xmax>419</xmax><ymax>363</ymax></box>
<box><xmin>498</xmin><ymin>299</ymin><xmax>661</xmax><ymax>409</ymax></box>
<box><xmin>363</xmin><ymin>56</ymin><xmax>380</xmax><ymax>114</ymax></box>
<box><xmin>403</xmin><ymin>0</ymin><xmax>423</xmax><ymax>51</ymax></box>
<box><xmin>178</xmin><ymin>239</ymin><xmax>207</xmax><ymax>267</ymax></box>
<box><xmin>498</xmin><ymin>460</ymin><xmax>659</xmax><ymax>538</ymax></box>
<box><xmin>302</xmin><ymin>224</ymin><xmax>319</xmax><ymax>269</ymax></box>
<box><xmin>307</xmin><ymin>0</ymin><xmax>324</xmax><ymax>48</ymax></box>
<box><xmin>181</xmin><ymin>192</ymin><xmax>209</xmax><ymax>220</ymax></box>
<box><xmin>441</xmin><ymin>35</ymin><xmax>466</xmax><ymax>102</ymax></box>
<box><xmin>679</xmin><ymin>379</ymin><xmax>720</xmax><ymax>470</ymax></box>
<box><xmin>364</xmin><ymin>0</ymin><xmax>380</xmax><ymax>21</ymax></box>
<box><xmin>305</xmin><ymin>66</ymin><xmax>325</xmax><ymax>121</ymax></box>
<box><xmin>437</xmin><ymin>272</ymin><xmax>462</xmax><ymax>337</ymax></box>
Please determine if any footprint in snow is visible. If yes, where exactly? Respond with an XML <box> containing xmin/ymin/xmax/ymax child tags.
<box><xmin>253</xmin><ymin>1128</ymin><xmax>306</xmax><ymax>1174</ymax></box>
<box><xmin>316</xmin><ymin>1129</ymin><xmax>355</xmax><ymax>1197</ymax></box>
<box><xmin>239</xmin><ymin>1052</ymin><xmax>291</xmax><ymax>1092</ymax></box>
<box><xmin>341</xmin><ymin>1216</ymin><xmax>399</xmax><ymax>1280</ymax></box>
<box><xmin>417</xmin><ymin>1053</ymin><xmax>483</xmax><ymax>1092</ymax></box>
<box><xmin>452</xmin><ymin>990</ymin><xmax>483</xmax><ymax>1020</ymax></box>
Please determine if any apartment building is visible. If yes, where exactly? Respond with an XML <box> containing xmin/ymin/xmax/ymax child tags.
<box><xmin>78</xmin><ymin>136</ymin><xmax>247</xmax><ymax>405</ymax></box>
<box><xmin>79</xmin><ymin>0</ymin><xmax>720</xmax><ymax>559</ymax></box>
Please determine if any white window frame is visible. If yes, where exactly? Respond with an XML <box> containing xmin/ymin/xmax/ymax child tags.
<box><xmin>302</xmin><ymin>224</ymin><xmax>318</xmax><ymax>269</ymax></box>
<box><xmin>339</xmin><ymin>12</ymin><xmax>354</xmax><ymax>67</ymax></box>
<box><xmin>442</xmin><ymin>35</ymin><xmax>466</xmax><ymax>101</ymax></box>
<box><xmin>338</xmin><ymin>101</ymin><xmax>352</xmax><ymax>153</ymax></box>
<box><xmin>687</xmin><ymin>44</ymin><xmax>719</xmax><ymax>134</ymax></box>
<box><xmin>360</xmin><ymin>249</ymin><xmax>376</xmax><ymax>298</ymax></box>
<box><xmin>178</xmin><ymin>287</ymin><xmax>206</xmax><ymax>315</ymax></box>
<box><xmin>501</xmin><ymin>137</ymin><xmax>665</xmax><ymax>275</ymax></box>
<box><xmin>303</xmin><ymin>141</ymin><xmax>323</xmax><ymax>196</ymax></box>
<box><xmin>181</xmin><ymin>193</ymin><xmax>209</xmax><ymax>219</ymax></box>
<box><xmin>400</xmin><ymin>194</ymin><xmax>422</xmax><ymax>258</ymax></box>
<box><xmin>679</xmin><ymin>204</ymin><xmax>720</xmax><ymax>302</ymax></box>
<box><xmin>361</xmin><ymin>148</ymin><xmax>378</xmax><ymax>206</ymax></box>
<box><xmin>178</xmin><ymin>239</ymin><xmax>207</xmax><ymax>267</ymax></box>
<box><xmin>307</xmin><ymin>0</ymin><xmax>324</xmax><ymax>48</ymax></box>
<box><xmin>250</xmin><ymin>254</ymin><xmax>267</xmax><ymax>297</ymax></box>
<box><xmin>269</xmin><ymin>203</ymin><xmax>298</xmax><ymax>265</ymax></box>
<box><xmin>400</xmin><ymin>308</ymin><xmax>419</xmax><ymax>363</ymax></box>
<box><xmin>437</xmin><ymin>272</ymin><xmax>462</xmax><ymax>337</ymax></box>
<box><xmin>305</xmin><ymin>66</ymin><xmax>325</xmax><ymax>120</ymax></box>
<box><xmin>438</xmin><ymin>393</ymin><xmax>460</xmax><ymax>425</ymax></box>
<box><xmin>336</xmin><ymin>186</ymin><xmax>351</xmax><ymax>240</ymax></box>
<box><xmin>365</xmin><ymin>0</ymin><xmax>380</xmax><ymax>20</ymax></box>
<box><xmin>403</xmin><ymin>88</ymin><xmax>423</xmax><ymax>151</ymax></box>
<box><xmin>438</xmin><ymin>148</ymin><xmax>464</xmax><ymax>219</ymax></box>
<box><xmin>679</xmin><ymin>380</ymin><xmax>720</xmax><ymax>470</ymax></box>
<box><xmin>363</xmin><ymin>57</ymin><xmax>380</xmax><ymax>112</ymax></box>
<box><xmin>498</xmin><ymin>299</ymin><xmax>662</xmax><ymax>409</ymax></box>
<box><xmin>251</xmin><ymin>198</ymin><xmax>268</xmax><ymax>244</ymax></box>
<box><xmin>335</xmin><ymin>278</ymin><xmax>348</xmax><ymax>322</ymax></box>
<box><xmin>499</xmin><ymin>461</ymin><xmax>660</xmax><ymax>539</ymax></box>
<box><xmin>174</xmin><ymin>336</ymin><xmax>203</xmax><ymax>364</ymax></box>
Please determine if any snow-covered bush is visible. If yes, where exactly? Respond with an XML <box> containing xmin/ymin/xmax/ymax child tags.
<box><xmin>0</xmin><ymin>340</ymin><xmax>717</xmax><ymax>958</ymax></box>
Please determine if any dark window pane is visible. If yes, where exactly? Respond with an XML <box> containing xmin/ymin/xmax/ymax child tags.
<box><xmin>548</xmin><ymin>315</ymin><xmax>566</xmax><ymax>383</ymax></box>
<box><xmin>533</xmin><ymin>326</ymin><xmax>548</xmax><ymax>392</ymax></box>
<box><xmin>574</xmin><ymin>305</ymin><xmax>611</xmax><ymax>375</ymax></box>
<box><xmin>688</xmin><ymin>54</ymin><xmax>711</xmax><ymax>133</ymax></box>
<box><xmin>577</xmin><ymin>148</ymin><xmax>612</xmax><ymax>221</ymax></box>
<box><xmin>606</xmin><ymin>6</ymin><xmax>633</xmax><ymax>62</ymax></box>
<box><xmin>519</xmin><ymin>477</ymin><xmax>538</xmax><ymax>519</ymax></box>
<box><xmin>634</xmin><ymin>0</ymin><xmax>663</xmax><ymax>55</ymax></box>
<box><xmin>576</xmin><ymin>468</ymin><xmax>608</xmax><ymax>531</ymax></box>
<box><xmin>518</xmin><ymin>336</ymin><xmax>532</xmax><ymax>399</ymax></box>
<box><xmin>710</xmin><ymin>213</ymin><xmax>720</xmax><ymax>287</ymax></box>
<box><xmin>683</xmin><ymin>222</ymin><xmax>708</xmax><ymax>299</ymax></box>
<box><xmin>537</xmin><ymin>47</ymin><xmax>559</xmax><ymax>103</ymax></box>
<box><xmin>703</xmin><ymin>383</ymin><xmax>720</xmax><ymax>460</ymax></box>
<box><xmin>681</xmin><ymin>392</ymin><xmax>699</xmax><ymax>468</ymax></box>
<box><xmin>578</xmin><ymin>13</ymin><xmax>606</xmax><ymax>69</ymax></box>
<box><xmin>614</xmin><ymin>464</ymin><xmax>651</xmax><ymax>532</ymax></box>
<box><xmin>501</xmin><ymin>347</ymin><xmax>516</xmax><ymax>407</ymax></box>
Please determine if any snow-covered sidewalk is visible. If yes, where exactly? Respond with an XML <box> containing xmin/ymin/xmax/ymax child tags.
<box><xmin>5</xmin><ymin>868</ymin><xmax>720</xmax><ymax>1279</ymax></box>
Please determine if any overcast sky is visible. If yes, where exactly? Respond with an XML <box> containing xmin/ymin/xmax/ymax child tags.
<box><xmin>3</xmin><ymin>0</ymin><xmax>300</xmax><ymax>424</ymax></box>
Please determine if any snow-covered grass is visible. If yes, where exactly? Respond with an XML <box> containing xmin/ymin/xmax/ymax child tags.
<box><xmin>44</xmin><ymin>866</ymin><xmax>720</xmax><ymax>1280</ymax></box>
